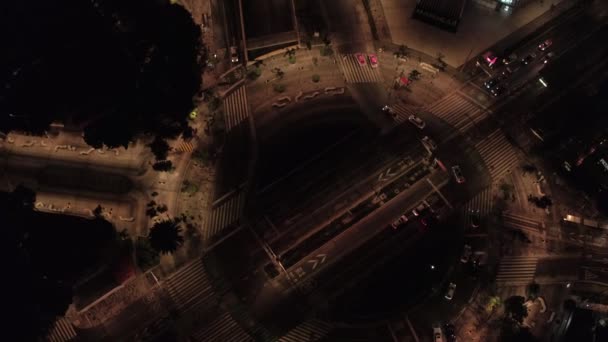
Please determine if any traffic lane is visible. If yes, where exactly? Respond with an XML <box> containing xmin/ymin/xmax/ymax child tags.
<box><xmin>535</xmin><ymin>257</ymin><xmax>581</xmax><ymax>281</ymax></box>
<box><xmin>276</xmin><ymin>171</ymin><xmax>448</xmax><ymax>289</ymax></box>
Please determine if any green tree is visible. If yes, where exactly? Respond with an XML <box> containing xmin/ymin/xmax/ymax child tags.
<box><xmin>135</xmin><ymin>237</ymin><xmax>160</xmax><ymax>270</ymax></box>
<box><xmin>273</xmin><ymin>83</ymin><xmax>286</xmax><ymax>93</ymax></box>
<box><xmin>152</xmin><ymin>160</ymin><xmax>173</xmax><ymax>172</ymax></box>
<box><xmin>320</xmin><ymin>37</ymin><xmax>333</xmax><ymax>56</ymax></box>
<box><xmin>148</xmin><ymin>135</ymin><xmax>170</xmax><ymax>160</ymax></box>
<box><xmin>395</xmin><ymin>44</ymin><xmax>409</xmax><ymax>59</ymax></box>
<box><xmin>272</xmin><ymin>67</ymin><xmax>284</xmax><ymax>79</ymax></box>
<box><xmin>526</xmin><ymin>282</ymin><xmax>540</xmax><ymax>300</ymax></box>
<box><xmin>312</xmin><ymin>74</ymin><xmax>320</xmax><ymax>83</ymax></box>
<box><xmin>409</xmin><ymin>69</ymin><xmax>421</xmax><ymax>80</ymax></box>
<box><xmin>504</xmin><ymin>296</ymin><xmax>528</xmax><ymax>323</ymax></box>
<box><xmin>148</xmin><ymin>219</ymin><xmax>184</xmax><ymax>254</ymax></box>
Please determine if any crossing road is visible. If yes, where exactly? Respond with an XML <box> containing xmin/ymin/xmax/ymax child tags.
<box><xmin>223</xmin><ymin>86</ymin><xmax>250</xmax><ymax>131</ymax></box>
<box><xmin>475</xmin><ymin>129</ymin><xmax>521</xmax><ymax>183</ymax></box>
<box><xmin>175</xmin><ymin>140</ymin><xmax>195</xmax><ymax>153</ymax></box>
<box><xmin>462</xmin><ymin>187</ymin><xmax>494</xmax><ymax>227</ymax></box>
<box><xmin>502</xmin><ymin>212</ymin><xmax>544</xmax><ymax>234</ymax></box>
<box><xmin>204</xmin><ymin>190</ymin><xmax>247</xmax><ymax>242</ymax></box>
<box><xmin>390</xmin><ymin>103</ymin><xmax>419</xmax><ymax>124</ymax></box>
<box><xmin>424</xmin><ymin>91</ymin><xmax>487</xmax><ymax>133</ymax></box>
<box><xmin>45</xmin><ymin>317</ymin><xmax>77</xmax><ymax>342</ymax></box>
<box><xmin>496</xmin><ymin>256</ymin><xmax>538</xmax><ymax>286</ymax></box>
<box><xmin>337</xmin><ymin>54</ymin><xmax>384</xmax><ymax>83</ymax></box>
<box><xmin>278</xmin><ymin>318</ymin><xmax>334</xmax><ymax>342</ymax></box>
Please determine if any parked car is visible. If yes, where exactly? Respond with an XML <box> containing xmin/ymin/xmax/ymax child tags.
<box><xmin>484</xmin><ymin>78</ymin><xmax>498</xmax><ymax>89</ymax></box>
<box><xmin>433</xmin><ymin>325</ymin><xmax>445</xmax><ymax>342</ymax></box>
<box><xmin>445</xmin><ymin>282</ymin><xmax>457</xmax><ymax>300</ymax></box>
<box><xmin>451</xmin><ymin>165</ymin><xmax>465</xmax><ymax>183</ymax></box>
<box><xmin>421</xmin><ymin>136</ymin><xmax>438</xmax><ymax>152</ymax></box>
<box><xmin>382</xmin><ymin>105</ymin><xmax>396</xmax><ymax>116</ymax></box>
<box><xmin>543</xmin><ymin>52</ymin><xmax>556</xmax><ymax>64</ymax></box>
<box><xmin>408</xmin><ymin>114</ymin><xmax>426</xmax><ymax>129</ymax></box>
<box><xmin>412</xmin><ymin>202</ymin><xmax>430</xmax><ymax>216</ymax></box>
<box><xmin>391</xmin><ymin>215</ymin><xmax>409</xmax><ymax>229</ymax></box>
<box><xmin>538</xmin><ymin>39</ymin><xmax>553</xmax><ymax>51</ymax></box>
<box><xmin>356</xmin><ymin>53</ymin><xmax>367</xmax><ymax>66</ymax></box>
<box><xmin>460</xmin><ymin>244</ymin><xmax>472</xmax><ymax>263</ymax></box>
<box><xmin>482</xmin><ymin>51</ymin><xmax>498</xmax><ymax>68</ymax></box>
<box><xmin>368</xmin><ymin>54</ymin><xmax>379</xmax><ymax>68</ymax></box>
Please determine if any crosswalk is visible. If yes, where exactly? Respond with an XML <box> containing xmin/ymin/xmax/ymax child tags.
<box><xmin>45</xmin><ymin>317</ymin><xmax>77</xmax><ymax>342</ymax></box>
<box><xmin>390</xmin><ymin>103</ymin><xmax>419</xmax><ymax>124</ymax></box>
<box><xmin>462</xmin><ymin>187</ymin><xmax>494</xmax><ymax>227</ymax></box>
<box><xmin>223</xmin><ymin>86</ymin><xmax>250</xmax><ymax>131</ymax></box>
<box><xmin>502</xmin><ymin>212</ymin><xmax>543</xmax><ymax>233</ymax></box>
<box><xmin>475</xmin><ymin>129</ymin><xmax>521</xmax><ymax>182</ymax></box>
<box><xmin>205</xmin><ymin>190</ymin><xmax>247</xmax><ymax>242</ymax></box>
<box><xmin>337</xmin><ymin>54</ymin><xmax>383</xmax><ymax>83</ymax></box>
<box><xmin>424</xmin><ymin>92</ymin><xmax>487</xmax><ymax>133</ymax></box>
<box><xmin>496</xmin><ymin>256</ymin><xmax>538</xmax><ymax>285</ymax></box>
<box><xmin>190</xmin><ymin>311</ymin><xmax>254</xmax><ymax>342</ymax></box>
<box><xmin>164</xmin><ymin>258</ymin><xmax>215</xmax><ymax>311</ymax></box>
<box><xmin>278</xmin><ymin>318</ymin><xmax>334</xmax><ymax>342</ymax></box>
<box><xmin>175</xmin><ymin>140</ymin><xmax>195</xmax><ymax>152</ymax></box>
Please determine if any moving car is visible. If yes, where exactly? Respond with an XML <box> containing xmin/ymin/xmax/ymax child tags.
<box><xmin>490</xmin><ymin>85</ymin><xmax>504</xmax><ymax>97</ymax></box>
<box><xmin>356</xmin><ymin>53</ymin><xmax>367</xmax><ymax>66</ymax></box>
<box><xmin>451</xmin><ymin>165</ymin><xmax>465</xmax><ymax>183</ymax></box>
<box><xmin>444</xmin><ymin>324</ymin><xmax>457</xmax><ymax>342</ymax></box>
<box><xmin>543</xmin><ymin>52</ymin><xmax>555</xmax><ymax>64</ymax></box>
<box><xmin>521</xmin><ymin>53</ymin><xmax>536</xmax><ymax>65</ymax></box>
<box><xmin>502</xmin><ymin>53</ymin><xmax>518</xmax><ymax>65</ymax></box>
<box><xmin>408</xmin><ymin>114</ymin><xmax>426</xmax><ymax>129</ymax></box>
<box><xmin>484</xmin><ymin>78</ymin><xmax>498</xmax><ymax>89</ymax></box>
<box><xmin>230</xmin><ymin>46</ymin><xmax>239</xmax><ymax>63</ymax></box>
<box><xmin>368</xmin><ymin>54</ymin><xmax>379</xmax><ymax>68</ymax></box>
<box><xmin>460</xmin><ymin>244</ymin><xmax>472</xmax><ymax>263</ymax></box>
<box><xmin>482</xmin><ymin>51</ymin><xmax>498</xmax><ymax>68</ymax></box>
<box><xmin>421</xmin><ymin>136</ymin><xmax>438</xmax><ymax>152</ymax></box>
<box><xmin>445</xmin><ymin>282</ymin><xmax>457</xmax><ymax>300</ymax></box>
<box><xmin>433</xmin><ymin>325</ymin><xmax>445</xmax><ymax>342</ymax></box>
<box><xmin>391</xmin><ymin>215</ymin><xmax>409</xmax><ymax>229</ymax></box>
<box><xmin>382</xmin><ymin>105</ymin><xmax>396</xmax><ymax>116</ymax></box>
<box><xmin>470</xmin><ymin>210</ymin><xmax>480</xmax><ymax>228</ymax></box>
<box><xmin>538</xmin><ymin>39</ymin><xmax>553</xmax><ymax>51</ymax></box>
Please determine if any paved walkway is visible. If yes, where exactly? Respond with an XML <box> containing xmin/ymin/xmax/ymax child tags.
<box><xmin>378</xmin><ymin>0</ymin><xmax>568</xmax><ymax>66</ymax></box>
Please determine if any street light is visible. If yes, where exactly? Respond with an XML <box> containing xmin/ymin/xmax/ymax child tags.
<box><xmin>430</xmin><ymin>264</ymin><xmax>435</xmax><ymax>270</ymax></box>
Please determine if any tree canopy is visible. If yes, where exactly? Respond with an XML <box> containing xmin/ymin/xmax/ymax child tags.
<box><xmin>148</xmin><ymin>219</ymin><xmax>184</xmax><ymax>254</ymax></box>
<box><xmin>2</xmin><ymin>0</ymin><xmax>203</xmax><ymax>147</ymax></box>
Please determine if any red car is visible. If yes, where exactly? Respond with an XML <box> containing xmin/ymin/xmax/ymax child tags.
<box><xmin>538</xmin><ymin>39</ymin><xmax>553</xmax><ymax>51</ymax></box>
<box><xmin>368</xmin><ymin>54</ymin><xmax>379</xmax><ymax>68</ymax></box>
<box><xmin>355</xmin><ymin>53</ymin><xmax>367</xmax><ymax>66</ymax></box>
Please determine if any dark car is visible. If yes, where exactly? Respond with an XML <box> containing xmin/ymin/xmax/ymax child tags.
<box><xmin>484</xmin><ymin>78</ymin><xmax>498</xmax><ymax>89</ymax></box>
<box><xmin>470</xmin><ymin>210</ymin><xmax>480</xmax><ymax>228</ymax></box>
<box><xmin>521</xmin><ymin>53</ymin><xmax>536</xmax><ymax>65</ymax></box>
<box><xmin>444</xmin><ymin>324</ymin><xmax>457</xmax><ymax>342</ymax></box>
<box><xmin>491</xmin><ymin>85</ymin><xmax>505</xmax><ymax>97</ymax></box>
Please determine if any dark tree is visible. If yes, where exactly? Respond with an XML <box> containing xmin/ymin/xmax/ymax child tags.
<box><xmin>597</xmin><ymin>190</ymin><xmax>608</xmax><ymax>216</ymax></box>
<box><xmin>10</xmin><ymin>184</ymin><xmax>36</xmax><ymax>211</ymax></box>
<box><xmin>152</xmin><ymin>160</ymin><xmax>173</xmax><ymax>172</ymax></box>
<box><xmin>148</xmin><ymin>136</ymin><xmax>170</xmax><ymax>161</ymax></box>
<box><xmin>504</xmin><ymin>296</ymin><xmax>528</xmax><ymax>323</ymax></box>
<box><xmin>148</xmin><ymin>219</ymin><xmax>184</xmax><ymax>254</ymax></box>
<box><xmin>93</xmin><ymin>204</ymin><xmax>104</xmax><ymax>218</ymax></box>
<box><xmin>526</xmin><ymin>282</ymin><xmax>540</xmax><ymax>300</ymax></box>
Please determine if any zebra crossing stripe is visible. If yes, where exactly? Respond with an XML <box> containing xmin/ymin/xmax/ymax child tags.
<box><xmin>502</xmin><ymin>212</ymin><xmax>542</xmax><ymax>231</ymax></box>
<box><xmin>462</xmin><ymin>187</ymin><xmax>494</xmax><ymax>227</ymax></box>
<box><xmin>337</xmin><ymin>54</ymin><xmax>383</xmax><ymax>83</ymax></box>
<box><xmin>224</xmin><ymin>86</ymin><xmax>250</xmax><ymax>131</ymax></box>
<box><xmin>475</xmin><ymin>130</ymin><xmax>520</xmax><ymax>182</ymax></box>
<box><xmin>204</xmin><ymin>190</ymin><xmax>247</xmax><ymax>241</ymax></box>
<box><xmin>164</xmin><ymin>259</ymin><xmax>214</xmax><ymax>311</ymax></box>
<box><xmin>278</xmin><ymin>319</ymin><xmax>334</xmax><ymax>342</ymax></box>
<box><xmin>392</xmin><ymin>103</ymin><xmax>418</xmax><ymax>123</ymax></box>
<box><xmin>191</xmin><ymin>311</ymin><xmax>253</xmax><ymax>342</ymax></box>
<box><xmin>496</xmin><ymin>256</ymin><xmax>537</xmax><ymax>285</ymax></box>
<box><xmin>46</xmin><ymin>317</ymin><xmax>77</xmax><ymax>342</ymax></box>
<box><xmin>425</xmin><ymin>92</ymin><xmax>486</xmax><ymax>133</ymax></box>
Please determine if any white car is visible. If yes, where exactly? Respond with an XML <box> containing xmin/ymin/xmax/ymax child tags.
<box><xmin>451</xmin><ymin>165</ymin><xmax>465</xmax><ymax>183</ymax></box>
<box><xmin>433</xmin><ymin>325</ymin><xmax>445</xmax><ymax>342</ymax></box>
<box><xmin>408</xmin><ymin>114</ymin><xmax>426</xmax><ymax>129</ymax></box>
<box><xmin>445</xmin><ymin>282</ymin><xmax>457</xmax><ymax>300</ymax></box>
<box><xmin>460</xmin><ymin>244</ymin><xmax>472</xmax><ymax>263</ymax></box>
<box><xmin>421</xmin><ymin>136</ymin><xmax>437</xmax><ymax>152</ymax></box>
<box><xmin>382</xmin><ymin>105</ymin><xmax>396</xmax><ymax>117</ymax></box>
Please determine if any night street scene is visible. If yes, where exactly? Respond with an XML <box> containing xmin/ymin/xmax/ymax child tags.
<box><xmin>4</xmin><ymin>0</ymin><xmax>608</xmax><ymax>341</ymax></box>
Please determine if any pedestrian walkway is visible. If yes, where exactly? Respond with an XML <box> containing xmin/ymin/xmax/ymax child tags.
<box><xmin>391</xmin><ymin>103</ymin><xmax>419</xmax><ymax>124</ymax></box>
<box><xmin>424</xmin><ymin>91</ymin><xmax>487</xmax><ymax>133</ymax></box>
<box><xmin>462</xmin><ymin>187</ymin><xmax>494</xmax><ymax>227</ymax></box>
<box><xmin>175</xmin><ymin>140</ymin><xmax>195</xmax><ymax>153</ymax></box>
<box><xmin>496</xmin><ymin>256</ymin><xmax>538</xmax><ymax>286</ymax></box>
<box><xmin>204</xmin><ymin>190</ymin><xmax>247</xmax><ymax>242</ymax></box>
<box><xmin>223</xmin><ymin>86</ymin><xmax>250</xmax><ymax>131</ymax></box>
<box><xmin>278</xmin><ymin>318</ymin><xmax>334</xmax><ymax>342</ymax></box>
<box><xmin>475</xmin><ymin>129</ymin><xmax>520</xmax><ymax>182</ymax></box>
<box><xmin>163</xmin><ymin>258</ymin><xmax>215</xmax><ymax>312</ymax></box>
<box><xmin>45</xmin><ymin>317</ymin><xmax>77</xmax><ymax>342</ymax></box>
<box><xmin>337</xmin><ymin>54</ymin><xmax>383</xmax><ymax>83</ymax></box>
<box><xmin>190</xmin><ymin>311</ymin><xmax>254</xmax><ymax>342</ymax></box>
<box><xmin>502</xmin><ymin>212</ymin><xmax>543</xmax><ymax>233</ymax></box>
